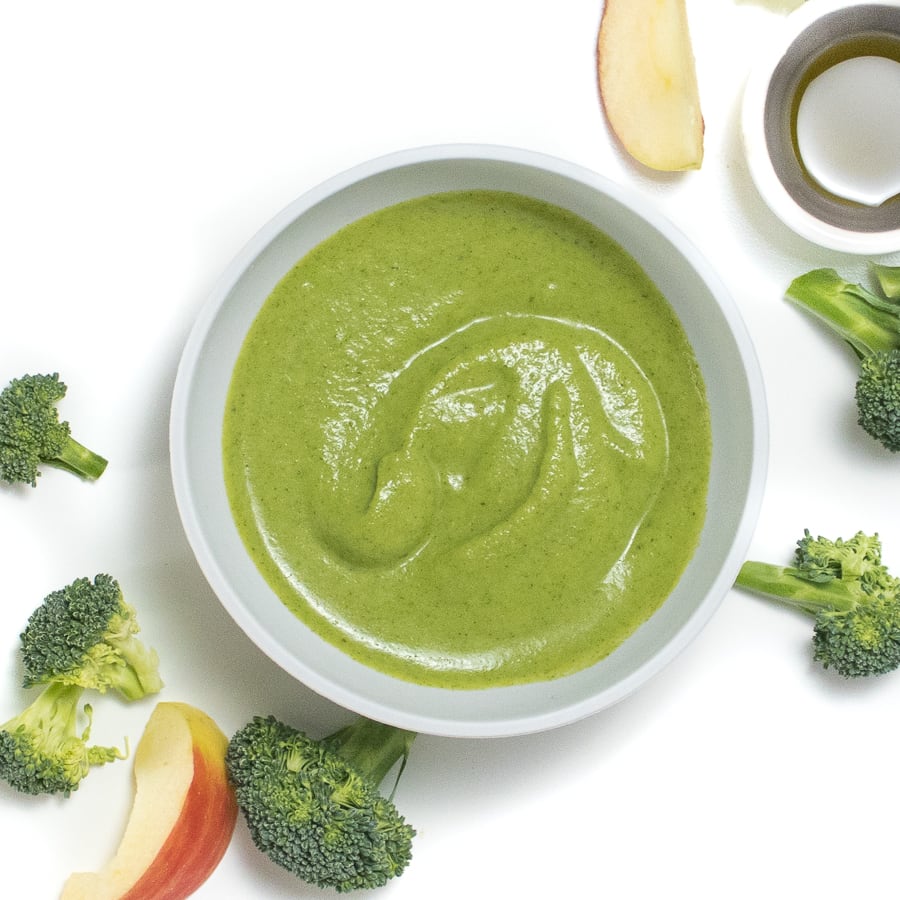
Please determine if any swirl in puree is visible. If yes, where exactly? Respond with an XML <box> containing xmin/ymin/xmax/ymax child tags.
<box><xmin>223</xmin><ymin>191</ymin><xmax>710</xmax><ymax>688</ymax></box>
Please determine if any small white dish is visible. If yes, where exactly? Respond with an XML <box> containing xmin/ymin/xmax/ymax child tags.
<box><xmin>742</xmin><ymin>0</ymin><xmax>900</xmax><ymax>253</ymax></box>
<box><xmin>169</xmin><ymin>144</ymin><xmax>768</xmax><ymax>738</ymax></box>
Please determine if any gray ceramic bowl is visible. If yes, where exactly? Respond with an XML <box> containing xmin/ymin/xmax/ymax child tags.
<box><xmin>742</xmin><ymin>0</ymin><xmax>900</xmax><ymax>253</ymax></box>
<box><xmin>170</xmin><ymin>144</ymin><xmax>767</xmax><ymax>738</ymax></box>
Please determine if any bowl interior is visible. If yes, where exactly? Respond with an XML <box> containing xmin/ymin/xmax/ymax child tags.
<box><xmin>170</xmin><ymin>146</ymin><xmax>767</xmax><ymax>737</ymax></box>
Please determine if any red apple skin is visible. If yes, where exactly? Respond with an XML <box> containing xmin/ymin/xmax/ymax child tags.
<box><xmin>120</xmin><ymin>741</ymin><xmax>237</xmax><ymax>899</ymax></box>
<box><xmin>61</xmin><ymin>702</ymin><xmax>238</xmax><ymax>900</ymax></box>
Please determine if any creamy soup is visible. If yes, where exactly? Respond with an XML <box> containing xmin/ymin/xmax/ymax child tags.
<box><xmin>223</xmin><ymin>190</ymin><xmax>711</xmax><ymax>688</ymax></box>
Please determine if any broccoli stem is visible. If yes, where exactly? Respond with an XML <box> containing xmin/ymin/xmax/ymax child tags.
<box><xmin>14</xmin><ymin>679</ymin><xmax>82</xmax><ymax>732</ymax></box>
<box><xmin>873</xmin><ymin>263</ymin><xmax>900</xmax><ymax>299</ymax></box>
<box><xmin>326</xmin><ymin>719</ymin><xmax>416</xmax><ymax>788</ymax></box>
<box><xmin>112</xmin><ymin>634</ymin><xmax>164</xmax><ymax>700</ymax></box>
<box><xmin>51</xmin><ymin>437</ymin><xmax>108</xmax><ymax>480</ymax></box>
<box><xmin>735</xmin><ymin>561</ymin><xmax>857</xmax><ymax>616</ymax></box>
<box><xmin>786</xmin><ymin>269</ymin><xmax>900</xmax><ymax>357</ymax></box>
<box><xmin>105</xmin><ymin>660</ymin><xmax>152</xmax><ymax>702</ymax></box>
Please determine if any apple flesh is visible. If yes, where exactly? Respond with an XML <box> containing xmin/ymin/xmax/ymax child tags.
<box><xmin>61</xmin><ymin>702</ymin><xmax>238</xmax><ymax>900</ymax></box>
<box><xmin>597</xmin><ymin>0</ymin><xmax>704</xmax><ymax>171</ymax></box>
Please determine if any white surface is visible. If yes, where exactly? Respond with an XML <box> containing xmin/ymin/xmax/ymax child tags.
<box><xmin>170</xmin><ymin>144</ymin><xmax>767</xmax><ymax>738</ymax></box>
<box><xmin>1</xmin><ymin>1</ymin><xmax>899</xmax><ymax>898</ymax></box>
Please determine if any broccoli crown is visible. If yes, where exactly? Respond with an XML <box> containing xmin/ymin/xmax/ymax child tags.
<box><xmin>795</xmin><ymin>529</ymin><xmax>885</xmax><ymax>581</ymax></box>
<box><xmin>736</xmin><ymin>530</ymin><xmax>900</xmax><ymax>678</ymax></box>
<box><xmin>226</xmin><ymin>715</ymin><xmax>415</xmax><ymax>893</ymax></box>
<box><xmin>0</xmin><ymin>372</ymin><xmax>107</xmax><ymax>485</ymax></box>
<box><xmin>855</xmin><ymin>350</ymin><xmax>900</xmax><ymax>452</ymax></box>
<box><xmin>796</xmin><ymin>531</ymin><xmax>900</xmax><ymax>676</ymax></box>
<box><xmin>20</xmin><ymin>574</ymin><xmax>162</xmax><ymax>701</ymax></box>
<box><xmin>0</xmin><ymin>681</ymin><xmax>125</xmax><ymax>796</ymax></box>
<box><xmin>812</xmin><ymin>591</ymin><xmax>900</xmax><ymax>678</ymax></box>
<box><xmin>0</xmin><ymin>373</ymin><xmax>70</xmax><ymax>486</ymax></box>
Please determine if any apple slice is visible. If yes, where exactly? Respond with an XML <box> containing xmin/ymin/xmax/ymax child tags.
<box><xmin>597</xmin><ymin>0</ymin><xmax>704</xmax><ymax>171</ymax></box>
<box><xmin>61</xmin><ymin>702</ymin><xmax>238</xmax><ymax>900</ymax></box>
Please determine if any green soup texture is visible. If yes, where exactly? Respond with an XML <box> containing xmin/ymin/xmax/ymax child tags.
<box><xmin>223</xmin><ymin>190</ymin><xmax>711</xmax><ymax>689</ymax></box>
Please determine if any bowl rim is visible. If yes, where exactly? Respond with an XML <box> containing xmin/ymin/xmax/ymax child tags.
<box><xmin>170</xmin><ymin>143</ymin><xmax>769</xmax><ymax>737</ymax></box>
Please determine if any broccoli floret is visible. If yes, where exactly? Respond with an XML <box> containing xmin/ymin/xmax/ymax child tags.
<box><xmin>226</xmin><ymin>714</ymin><xmax>416</xmax><ymax>893</ymax></box>
<box><xmin>786</xmin><ymin>267</ymin><xmax>900</xmax><ymax>451</ymax></box>
<box><xmin>0</xmin><ymin>681</ymin><xmax>125</xmax><ymax>796</ymax></box>
<box><xmin>856</xmin><ymin>351</ymin><xmax>900</xmax><ymax>452</ymax></box>
<box><xmin>735</xmin><ymin>529</ymin><xmax>900</xmax><ymax>677</ymax></box>
<box><xmin>794</xmin><ymin>529</ymin><xmax>883</xmax><ymax>581</ymax></box>
<box><xmin>0</xmin><ymin>372</ymin><xmax>107</xmax><ymax>486</ymax></box>
<box><xmin>20</xmin><ymin>574</ymin><xmax>163</xmax><ymax>701</ymax></box>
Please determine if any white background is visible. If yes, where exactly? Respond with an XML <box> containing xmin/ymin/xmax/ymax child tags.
<box><xmin>2</xmin><ymin>2</ymin><xmax>900</xmax><ymax>898</ymax></box>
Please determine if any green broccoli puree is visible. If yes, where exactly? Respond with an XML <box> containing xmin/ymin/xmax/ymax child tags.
<box><xmin>223</xmin><ymin>190</ymin><xmax>711</xmax><ymax>688</ymax></box>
